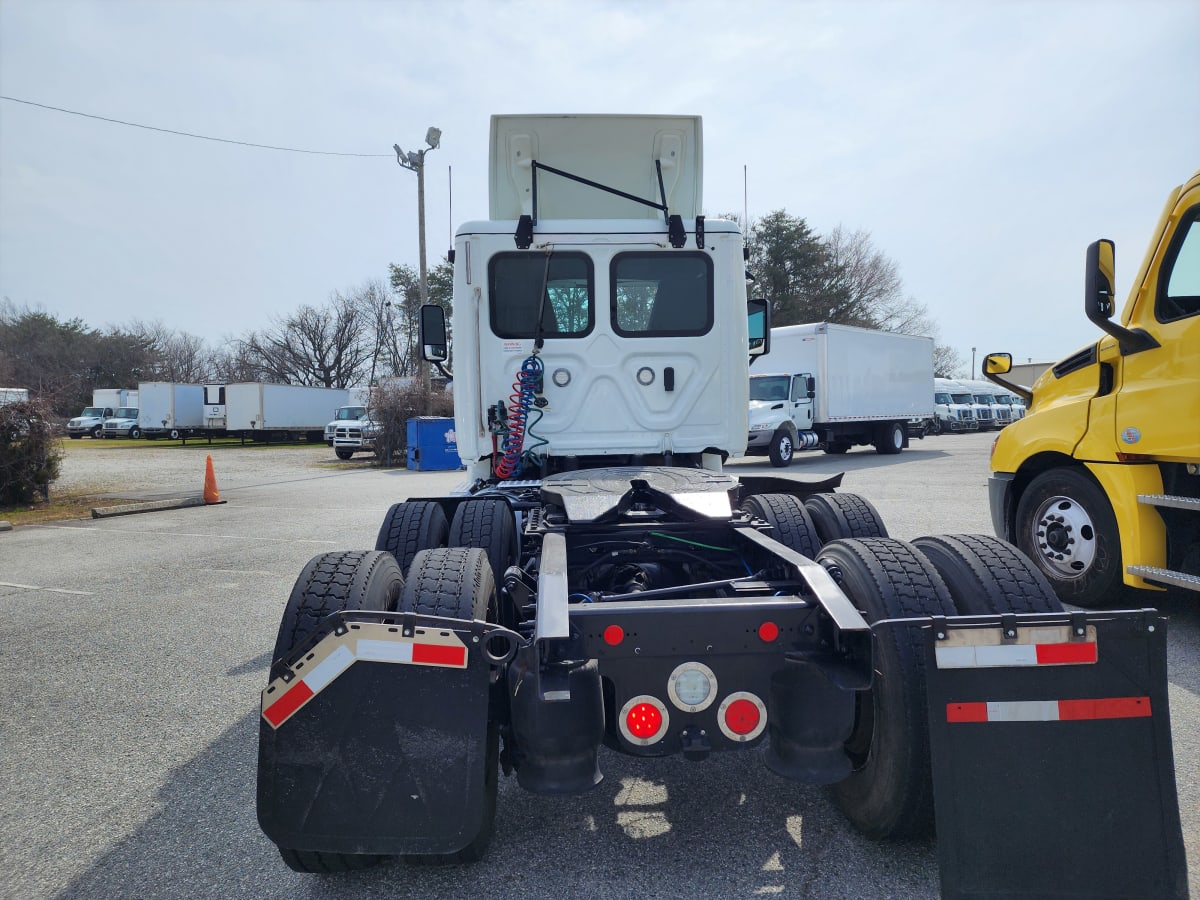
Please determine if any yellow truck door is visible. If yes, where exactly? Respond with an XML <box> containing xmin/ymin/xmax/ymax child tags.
<box><xmin>1113</xmin><ymin>183</ymin><xmax>1200</xmax><ymax>461</ymax></box>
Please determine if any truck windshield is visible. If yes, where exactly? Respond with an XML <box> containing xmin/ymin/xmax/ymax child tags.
<box><xmin>934</xmin><ymin>392</ymin><xmax>953</xmax><ymax>404</ymax></box>
<box><xmin>336</xmin><ymin>407</ymin><xmax>367</xmax><ymax>420</ymax></box>
<box><xmin>749</xmin><ymin>376</ymin><xmax>791</xmax><ymax>401</ymax></box>
<box><xmin>489</xmin><ymin>252</ymin><xmax>593</xmax><ymax>338</ymax></box>
<box><xmin>951</xmin><ymin>393</ymin><xmax>973</xmax><ymax>405</ymax></box>
<box><xmin>974</xmin><ymin>393</ymin><xmax>998</xmax><ymax>404</ymax></box>
<box><xmin>81</xmin><ymin>407</ymin><xmax>104</xmax><ymax>417</ymax></box>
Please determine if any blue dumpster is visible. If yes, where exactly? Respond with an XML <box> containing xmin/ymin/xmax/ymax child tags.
<box><xmin>406</xmin><ymin>417</ymin><xmax>460</xmax><ymax>471</ymax></box>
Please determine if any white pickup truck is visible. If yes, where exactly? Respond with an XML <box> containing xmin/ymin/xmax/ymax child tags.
<box><xmin>325</xmin><ymin>405</ymin><xmax>380</xmax><ymax>460</ymax></box>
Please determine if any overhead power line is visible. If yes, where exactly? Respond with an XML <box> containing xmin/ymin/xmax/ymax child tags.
<box><xmin>0</xmin><ymin>95</ymin><xmax>390</xmax><ymax>158</ymax></box>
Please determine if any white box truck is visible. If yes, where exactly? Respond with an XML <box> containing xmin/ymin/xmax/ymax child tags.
<box><xmin>225</xmin><ymin>383</ymin><xmax>349</xmax><ymax>442</ymax></box>
<box><xmin>67</xmin><ymin>388</ymin><xmax>134</xmax><ymax>438</ymax></box>
<box><xmin>746</xmin><ymin>322</ymin><xmax>934</xmax><ymax>465</ymax></box>
<box><xmin>101</xmin><ymin>390</ymin><xmax>141</xmax><ymax>438</ymax></box>
<box><xmin>138</xmin><ymin>383</ymin><xmax>205</xmax><ymax>440</ymax></box>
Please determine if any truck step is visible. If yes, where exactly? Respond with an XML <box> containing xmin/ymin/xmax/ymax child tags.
<box><xmin>1137</xmin><ymin>493</ymin><xmax>1200</xmax><ymax>512</ymax></box>
<box><xmin>1127</xmin><ymin>565</ymin><xmax>1200</xmax><ymax>592</ymax></box>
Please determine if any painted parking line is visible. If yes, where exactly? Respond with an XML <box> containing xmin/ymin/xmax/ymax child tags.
<box><xmin>0</xmin><ymin>581</ymin><xmax>93</xmax><ymax>596</ymax></box>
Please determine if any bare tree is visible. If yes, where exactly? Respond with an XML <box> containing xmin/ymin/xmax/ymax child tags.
<box><xmin>208</xmin><ymin>338</ymin><xmax>264</xmax><ymax>384</ymax></box>
<box><xmin>934</xmin><ymin>344</ymin><xmax>967</xmax><ymax>378</ymax></box>
<box><xmin>241</xmin><ymin>288</ymin><xmax>373</xmax><ymax>387</ymax></box>
<box><xmin>126</xmin><ymin>320</ymin><xmax>213</xmax><ymax>383</ymax></box>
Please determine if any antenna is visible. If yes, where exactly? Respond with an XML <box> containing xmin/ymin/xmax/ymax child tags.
<box><xmin>448</xmin><ymin>165</ymin><xmax>453</xmax><ymax>246</ymax></box>
<box><xmin>743</xmin><ymin>164</ymin><xmax>748</xmax><ymax>231</ymax></box>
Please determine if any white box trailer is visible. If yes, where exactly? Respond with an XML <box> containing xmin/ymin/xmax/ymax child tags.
<box><xmin>138</xmin><ymin>382</ymin><xmax>205</xmax><ymax>439</ymax></box>
<box><xmin>746</xmin><ymin>322</ymin><xmax>934</xmax><ymax>465</ymax></box>
<box><xmin>225</xmin><ymin>383</ymin><xmax>349</xmax><ymax>441</ymax></box>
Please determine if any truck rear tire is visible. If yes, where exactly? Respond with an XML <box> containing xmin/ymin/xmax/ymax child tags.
<box><xmin>269</xmin><ymin>549</ymin><xmax>403</xmax><ymax>873</ymax></box>
<box><xmin>742</xmin><ymin>493</ymin><xmax>819</xmax><ymax>559</ymax></box>
<box><xmin>1013</xmin><ymin>468</ymin><xmax>1123</xmax><ymax>609</ymax></box>
<box><xmin>768</xmin><ymin>429</ymin><xmax>795</xmax><ymax>467</ymax></box>
<box><xmin>278</xmin><ymin>848</ymin><xmax>385</xmax><ymax>874</ymax></box>
<box><xmin>911</xmin><ymin>533</ymin><xmax>1063</xmax><ymax>614</ymax></box>
<box><xmin>804</xmin><ymin>493</ymin><xmax>889</xmax><ymax>544</ymax></box>
<box><xmin>376</xmin><ymin>500</ymin><xmax>449</xmax><ymax>575</ymax></box>
<box><xmin>449</xmin><ymin>499</ymin><xmax>517</xmax><ymax>586</ymax></box>
<box><xmin>168</xmin><ymin>429</ymin><xmax>180</xmax><ymax>441</ymax></box>
<box><xmin>400</xmin><ymin>547</ymin><xmax>498</xmax><ymax>864</ymax></box>
<box><xmin>819</xmin><ymin>538</ymin><xmax>956</xmax><ymax>839</ymax></box>
<box><xmin>874</xmin><ymin>422</ymin><xmax>904</xmax><ymax>455</ymax></box>
<box><xmin>272</xmin><ymin>549</ymin><xmax>403</xmax><ymax>673</ymax></box>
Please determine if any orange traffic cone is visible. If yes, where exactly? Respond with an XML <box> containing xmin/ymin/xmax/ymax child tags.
<box><xmin>203</xmin><ymin>454</ymin><xmax>222</xmax><ymax>504</ymax></box>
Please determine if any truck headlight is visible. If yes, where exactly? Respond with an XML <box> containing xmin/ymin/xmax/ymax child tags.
<box><xmin>749</xmin><ymin>423</ymin><xmax>772</xmax><ymax>432</ymax></box>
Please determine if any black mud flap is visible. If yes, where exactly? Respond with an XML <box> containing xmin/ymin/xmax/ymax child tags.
<box><xmin>924</xmin><ymin>610</ymin><xmax>1188</xmax><ymax>899</ymax></box>
<box><xmin>257</xmin><ymin>612</ymin><xmax>505</xmax><ymax>856</ymax></box>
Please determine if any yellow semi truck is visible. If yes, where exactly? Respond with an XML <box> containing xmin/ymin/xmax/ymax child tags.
<box><xmin>986</xmin><ymin>169</ymin><xmax>1200</xmax><ymax>608</ymax></box>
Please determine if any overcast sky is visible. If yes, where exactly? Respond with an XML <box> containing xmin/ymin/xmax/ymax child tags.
<box><xmin>1</xmin><ymin>0</ymin><xmax>1197</xmax><ymax>372</ymax></box>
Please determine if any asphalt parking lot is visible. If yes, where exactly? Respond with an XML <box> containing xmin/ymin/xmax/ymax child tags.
<box><xmin>1</xmin><ymin>433</ymin><xmax>1196</xmax><ymax>898</ymax></box>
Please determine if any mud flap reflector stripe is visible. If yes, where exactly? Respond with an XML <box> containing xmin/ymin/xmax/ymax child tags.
<box><xmin>946</xmin><ymin>695</ymin><xmax>1150</xmax><ymax>722</ymax></box>
<box><xmin>261</xmin><ymin>623</ymin><xmax>468</xmax><ymax>729</ymax></box>
<box><xmin>934</xmin><ymin>623</ymin><xmax>1096</xmax><ymax>668</ymax></box>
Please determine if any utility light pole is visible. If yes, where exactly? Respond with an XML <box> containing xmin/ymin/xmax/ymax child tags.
<box><xmin>972</xmin><ymin>346</ymin><xmax>977</xmax><ymax>376</ymax></box>
<box><xmin>393</xmin><ymin>126</ymin><xmax>441</xmax><ymax>410</ymax></box>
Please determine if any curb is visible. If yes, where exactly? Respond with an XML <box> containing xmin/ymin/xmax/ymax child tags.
<box><xmin>0</xmin><ymin>520</ymin><xmax>12</xmax><ymax>532</ymax></box>
<box><xmin>91</xmin><ymin>497</ymin><xmax>211</xmax><ymax>519</ymax></box>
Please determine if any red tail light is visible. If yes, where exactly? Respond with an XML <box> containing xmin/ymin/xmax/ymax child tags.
<box><xmin>619</xmin><ymin>695</ymin><xmax>669</xmax><ymax>746</ymax></box>
<box><xmin>717</xmin><ymin>691</ymin><xmax>767</xmax><ymax>742</ymax></box>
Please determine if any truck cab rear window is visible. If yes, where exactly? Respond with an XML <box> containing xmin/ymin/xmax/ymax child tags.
<box><xmin>489</xmin><ymin>252</ymin><xmax>594</xmax><ymax>338</ymax></box>
<box><xmin>611</xmin><ymin>252</ymin><xmax>713</xmax><ymax>337</ymax></box>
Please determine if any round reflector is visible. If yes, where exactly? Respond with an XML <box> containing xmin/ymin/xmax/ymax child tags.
<box><xmin>717</xmin><ymin>691</ymin><xmax>767</xmax><ymax>742</ymax></box>
<box><xmin>758</xmin><ymin>621</ymin><xmax>780</xmax><ymax>642</ymax></box>
<box><xmin>618</xmin><ymin>694</ymin><xmax>670</xmax><ymax>746</ymax></box>
<box><xmin>603</xmin><ymin>624</ymin><xmax>624</xmax><ymax>646</ymax></box>
<box><xmin>725</xmin><ymin>699</ymin><xmax>759</xmax><ymax>734</ymax></box>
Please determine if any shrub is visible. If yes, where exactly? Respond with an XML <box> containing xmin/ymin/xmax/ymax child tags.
<box><xmin>0</xmin><ymin>399</ymin><xmax>63</xmax><ymax>505</ymax></box>
<box><xmin>370</xmin><ymin>380</ymin><xmax>454</xmax><ymax>467</ymax></box>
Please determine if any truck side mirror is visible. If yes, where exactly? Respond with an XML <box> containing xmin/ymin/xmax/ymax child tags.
<box><xmin>419</xmin><ymin>304</ymin><xmax>449</xmax><ymax>362</ymax></box>
<box><xmin>1085</xmin><ymin>239</ymin><xmax>1117</xmax><ymax>323</ymax></box>
<box><xmin>1083</xmin><ymin>238</ymin><xmax>1158</xmax><ymax>354</ymax></box>
<box><xmin>984</xmin><ymin>353</ymin><xmax>1012</xmax><ymax>375</ymax></box>
<box><xmin>747</xmin><ymin>298</ymin><xmax>770</xmax><ymax>357</ymax></box>
<box><xmin>806</xmin><ymin>376</ymin><xmax>815</xmax><ymax>398</ymax></box>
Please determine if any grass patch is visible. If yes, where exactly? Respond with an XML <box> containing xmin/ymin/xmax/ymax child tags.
<box><xmin>68</xmin><ymin>437</ymin><xmax>328</xmax><ymax>452</ymax></box>
<box><xmin>0</xmin><ymin>491</ymin><xmax>121</xmax><ymax>525</ymax></box>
